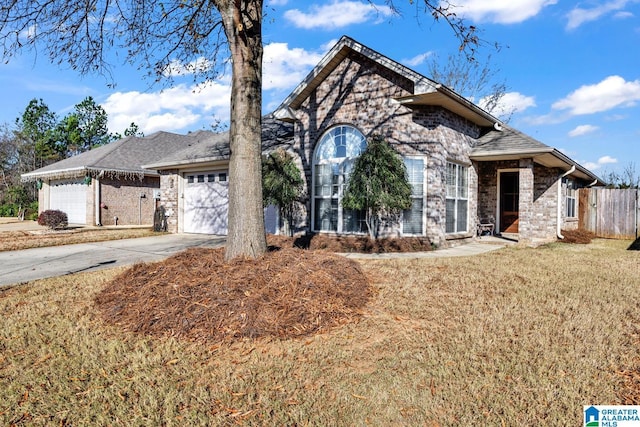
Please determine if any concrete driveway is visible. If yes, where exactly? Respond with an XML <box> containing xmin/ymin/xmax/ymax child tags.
<box><xmin>0</xmin><ymin>234</ymin><xmax>225</xmax><ymax>288</ymax></box>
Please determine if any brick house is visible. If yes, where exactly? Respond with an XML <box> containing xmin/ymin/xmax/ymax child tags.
<box><xmin>24</xmin><ymin>36</ymin><xmax>602</xmax><ymax>245</ymax></box>
<box><xmin>149</xmin><ymin>36</ymin><xmax>602</xmax><ymax>246</ymax></box>
<box><xmin>21</xmin><ymin>131</ymin><xmax>208</xmax><ymax>226</ymax></box>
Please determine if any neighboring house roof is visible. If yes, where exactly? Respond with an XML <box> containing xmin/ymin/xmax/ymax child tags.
<box><xmin>145</xmin><ymin>114</ymin><xmax>294</xmax><ymax>170</ymax></box>
<box><xmin>472</xmin><ymin>125</ymin><xmax>604</xmax><ymax>184</ymax></box>
<box><xmin>274</xmin><ymin>35</ymin><xmax>501</xmax><ymax>128</ymax></box>
<box><xmin>21</xmin><ymin>131</ymin><xmax>194</xmax><ymax>182</ymax></box>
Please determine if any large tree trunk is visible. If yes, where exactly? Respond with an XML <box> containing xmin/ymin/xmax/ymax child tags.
<box><xmin>219</xmin><ymin>0</ymin><xmax>267</xmax><ymax>260</ymax></box>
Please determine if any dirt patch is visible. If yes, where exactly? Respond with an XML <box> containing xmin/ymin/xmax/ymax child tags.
<box><xmin>558</xmin><ymin>229</ymin><xmax>595</xmax><ymax>244</ymax></box>
<box><xmin>95</xmin><ymin>245</ymin><xmax>372</xmax><ymax>343</ymax></box>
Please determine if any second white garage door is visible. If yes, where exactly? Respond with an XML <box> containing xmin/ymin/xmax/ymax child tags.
<box><xmin>184</xmin><ymin>171</ymin><xmax>229</xmax><ymax>235</ymax></box>
<box><xmin>49</xmin><ymin>179</ymin><xmax>87</xmax><ymax>225</ymax></box>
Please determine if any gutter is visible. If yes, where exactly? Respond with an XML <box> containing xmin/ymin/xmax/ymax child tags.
<box><xmin>557</xmin><ymin>165</ymin><xmax>576</xmax><ymax>239</ymax></box>
<box><xmin>21</xmin><ymin>166</ymin><xmax>154</xmax><ymax>182</ymax></box>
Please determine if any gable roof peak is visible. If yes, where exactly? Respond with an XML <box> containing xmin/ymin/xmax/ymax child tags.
<box><xmin>274</xmin><ymin>36</ymin><xmax>500</xmax><ymax>128</ymax></box>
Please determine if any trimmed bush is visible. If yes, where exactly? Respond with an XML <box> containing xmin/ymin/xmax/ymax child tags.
<box><xmin>37</xmin><ymin>210</ymin><xmax>69</xmax><ymax>230</ymax></box>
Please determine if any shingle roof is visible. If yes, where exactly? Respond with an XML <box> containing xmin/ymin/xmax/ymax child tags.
<box><xmin>21</xmin><ymin>131</ymin><xmax>194</xmax><ymax>181</ymax></box>
<box><xmin>22</xmin><ymin>114</ymin><xmax>294</xmax><ymax>180</ymax></box>
<box><xmin>473</xmin><ymin>125</ymin><xmax>551</xmax><ymax>155</ymax></box>
<box><xmin>472</xmin><ymin>125</ymin><xmax>603</xmax><ymax>183</ymax></box>
<box><xmin>274</xmin><ymin>35</ymin><xmax>500</xmax><ymax>127</ymax></box>
<box><xmin>145</xmin><ymin>114</ymin><xmax>294</xmax><ymax>169</ymax></box>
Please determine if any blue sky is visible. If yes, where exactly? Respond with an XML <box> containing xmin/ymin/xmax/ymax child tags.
<box><xmin>1</xmin><ymin>0</ymin><xmax>639</xmax><ymax>177</ymax></box>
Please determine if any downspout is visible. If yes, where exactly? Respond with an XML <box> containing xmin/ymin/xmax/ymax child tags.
<box><xmin>94</xmin><ymin>177</ymin><xmax>101</xmax><ymax>226</ymax></box>
<box><xmin>557</xmin><ymin>165</ymin><xmax>576</xmax><ymax>239</ymax></box>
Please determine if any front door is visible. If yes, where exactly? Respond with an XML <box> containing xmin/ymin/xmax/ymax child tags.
<box><xmin>500</xmin><ymin>172</ymin><xmax>519</xmax><ymax>233</ymax></box>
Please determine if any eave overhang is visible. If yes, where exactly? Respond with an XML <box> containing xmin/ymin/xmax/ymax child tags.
<box><xmin>144</xmin><ymin>156</ymin><xmax>229</xmax><ymax>171</ymax></box>
<box><xmin>470</xmin><ymin>147</ymin><xmax>605</xmax><ymax>185</ymax></box>
<box><xmin>394</xmin><ymin>84</ymin><xmax>498</xmax><ymax>128</ymax></box>
<box><xmin>21</xmin><ymin>166</ymin><xmax>155</xmax><ymax>182</ymax></box>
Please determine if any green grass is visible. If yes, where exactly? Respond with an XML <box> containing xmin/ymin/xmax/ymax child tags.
<box><xmin>1</xmin><ymin>239</ymin><xmax>638</xmax><ymax>425</ymax></box>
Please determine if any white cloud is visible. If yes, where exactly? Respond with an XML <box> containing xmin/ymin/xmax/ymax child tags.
<box><xmin>162</xmin><ymin>57</ymin><xmax>213</xmax><ymax>77</ymax></box>
<box><xmin>284</xmin><ymin>1</ymin><xmax>394</xmax><ymax>30</ymax></box>
<box><xmin>584</xmin><ymin>155</ymin><xmax>618</xmax><ymax>170</ymax></box>
<box><xmin>19</xmin><ymin>25</ymin><xmax>37</xmax><ymax>41</ymax></box>
<box><xmin>568</xmin><ymin>124</ymin><xmax>599</xmax><ymax>137</ymax></box>
<box><xmin>449</xmin><ymin>0</ymin><xmax>557</xmax><ymax>24</ymax></box>
<box><xmin>263</xmin><ymin>42</ymin><xmax>326</xmax><ymax>91</ymax></box>
<box><xmin>104</xmin><ymin>41</ymin><xmax>334</xmax><ymax>134</ymax></box>
<box><xmin>480</xmin><ymin>91</ymin><xmax>536</xmax><ymax>117</ymax></box>
<box><xmin>103</xmin><ymin>81</ymin><xmax>231</xmax><ymax>134</ymax></box>
<box><xmin>552</xmin><ymin>75</ymin><xmax>640</xmax><ymax>115</ymax></box>
<box><xmin>402</xmin><ymin>52</ymin><xmax>434</xmax><ymax>68</ymax></box>
<box><xmin>599</xmin><ymin>155</ymin><xmax>618</xmax><ymax>164</ymax></box>
<box><xmin>614</xmin><ymin>10</ymin><xmax>635</xmax><ymax>19</ymax></box>
<box><xmin>566</xmin><ymin>0</ymin><xmax>632</xmax><ymax>30</ymax></box>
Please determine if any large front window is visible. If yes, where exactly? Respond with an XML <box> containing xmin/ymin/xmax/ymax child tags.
<box><xmin>446</xmin><ymin>162</ymin><xmax>468</xmax><ymax>233</ymax></box>
<box><xmin>313</xmin><ymin>125</ymin><xmax>367</xmax><ymax>233</ymax></box>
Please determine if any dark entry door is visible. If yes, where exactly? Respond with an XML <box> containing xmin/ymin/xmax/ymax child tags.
<box><xmin>500</xmin><ymin>172</ymin><xmax>519</xmax><ymax>233</ymax></box>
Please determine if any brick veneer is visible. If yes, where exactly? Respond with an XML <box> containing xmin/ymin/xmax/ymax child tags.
<box><xmin>289</xmin><ymin>50</ymin><xmax>481</xmax><ymax>248</ymax></box>
<box><xmin>159</xmin><ymin>170</ymin><xmax>180</xmax><ymax>233</ymax></box>
<box><xmin>98</xmin><ymin>176</ymin><xmax>159</xmax><ymax>226</ymax></box>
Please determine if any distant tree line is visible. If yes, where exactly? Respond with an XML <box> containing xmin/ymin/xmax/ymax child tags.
<box><xmin>602</xmin><ymin>163</ymin><xmax>640</xmax><ymax>189</ymax></box>
<box><xmin>0</xmin><ymin>96</ymin><xmax>142</xmax><ymax>217</ymax></box>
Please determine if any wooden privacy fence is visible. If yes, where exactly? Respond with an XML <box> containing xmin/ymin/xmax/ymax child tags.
<box><xmin>579</xmin><ymin>188</ymin><xmax>639</xmax><ymax>239</ymax></box>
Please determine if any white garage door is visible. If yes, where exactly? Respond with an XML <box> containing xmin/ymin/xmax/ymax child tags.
<box><xmin>49</xmin><ymin>179</ymin><xmax>87</xmax><ymax>224</ymax></box>
<box><xmin>184</xmin><ymin>171</ymin><xmax>229</xmax><ymax>235</ymax></box>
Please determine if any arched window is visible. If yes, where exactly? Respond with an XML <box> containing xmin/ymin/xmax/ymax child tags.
<box><xmin>312</xmin><ymin>125</ymin><xmax>367</xmax><ymax>232</ymax></box>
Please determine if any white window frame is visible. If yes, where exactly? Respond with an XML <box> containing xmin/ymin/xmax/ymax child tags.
<box><xmin>311</xmin><ymin>125</ymin><xmax>367</xmax><ymax>234</ymax></box>
<box><xmin>401</xmin><ymin>156</ymin><xmax>426</xmax><ymax>235</ymax></box>
<box><xmin>565</xmin><ymin>178</ymin><xmax>577</xmax><ymax>218</ymax></box>
<box><xmin>445</xmin><ymin>162</ymin><xmax>469</xmax><ymax>234</ymax></box>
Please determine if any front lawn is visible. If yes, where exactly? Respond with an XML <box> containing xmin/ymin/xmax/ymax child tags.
<box><xmin>0</xmin><ymin>239</ymin><xmax>638</xmax><ymax>425</ymax></box>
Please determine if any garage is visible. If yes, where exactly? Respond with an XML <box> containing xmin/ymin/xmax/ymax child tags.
<box><xmin>183</xmin><ymin>171</ymin><xmax>229</xmax><ymax>234</ymax></box>
<box><xmin>49</xmin><ymin>179</ymin><xmax>88</xmax><ymax>224</ymax></box>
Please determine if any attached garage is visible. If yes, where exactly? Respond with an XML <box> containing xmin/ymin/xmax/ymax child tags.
<box><xmin>49</xmin><ymin>179</ymin><xmax>88</xmax><ymax>224</ymax></box>
<box><xmin>183</xmin><ymin>171</ymin><xmax>229</xmax><ymax>235</ymax></box>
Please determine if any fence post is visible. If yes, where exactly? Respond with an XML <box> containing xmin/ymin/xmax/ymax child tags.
<box><xmin>636</xmin><ymin>189</ymin><xmax>639</xmax><ymax>239</ymax></box>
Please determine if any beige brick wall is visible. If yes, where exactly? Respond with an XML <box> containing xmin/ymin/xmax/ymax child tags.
<box><xmin>290</xmin><ymin>50</ymin><xmax>482</xmax><ymax>247</ymax></box>
<box><xmin>159</xmin><ymin>170</ymin><xmax>180</xmax><ymax>233</ymax></box>
<box><xmin>98</xmin><ymin>176</ymin><xmax>159</xmax><ymax>226</ymax></box>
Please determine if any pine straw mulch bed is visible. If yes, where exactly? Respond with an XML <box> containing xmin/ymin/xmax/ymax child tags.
<box><xmin>95</xmin><ymin>243</ymin><xmax>374</xmax><ymax>344</ymax></box>
<box><xmin>558</xmin><ymin>229</ymin><xmax>596</xmax><ymax>244</ymax></box>
<box><xmin>268</xmin><ymin>233</ymin><xmax>435</xmax><ymax>253</ymax></box>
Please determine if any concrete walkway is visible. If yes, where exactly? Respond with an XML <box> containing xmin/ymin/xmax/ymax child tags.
<box><xmin>341</xmin><ymin>239</ymin><xmax>509</xmax><ymax>259</ymax></box>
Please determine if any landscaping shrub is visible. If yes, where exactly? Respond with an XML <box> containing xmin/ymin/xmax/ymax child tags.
<box><xmin>37</xmin><ymin>209</ymin><xmax>68</xmax><ymax>229</ymax></box>
<box><xmin>0</xmin><ymin>203</ymin><xmax>18</xmax><ymax>217</ymax></box>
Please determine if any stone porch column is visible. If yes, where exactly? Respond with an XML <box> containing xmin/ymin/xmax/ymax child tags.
<box><xmin>518</xmin><ymin>158</ymin><xmax>534</xmax><ymax>243</ymax></box>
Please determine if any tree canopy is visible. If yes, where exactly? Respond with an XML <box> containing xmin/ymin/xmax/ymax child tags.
<box><xmin>0</xmin><ymin>97</ymin><xmax>140</xmax><ymax>216</ymax></box>
<box><xmin>342</xmin><ymin>136</ymin><xmax>412</xmax><ymax>239</ymax></box>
